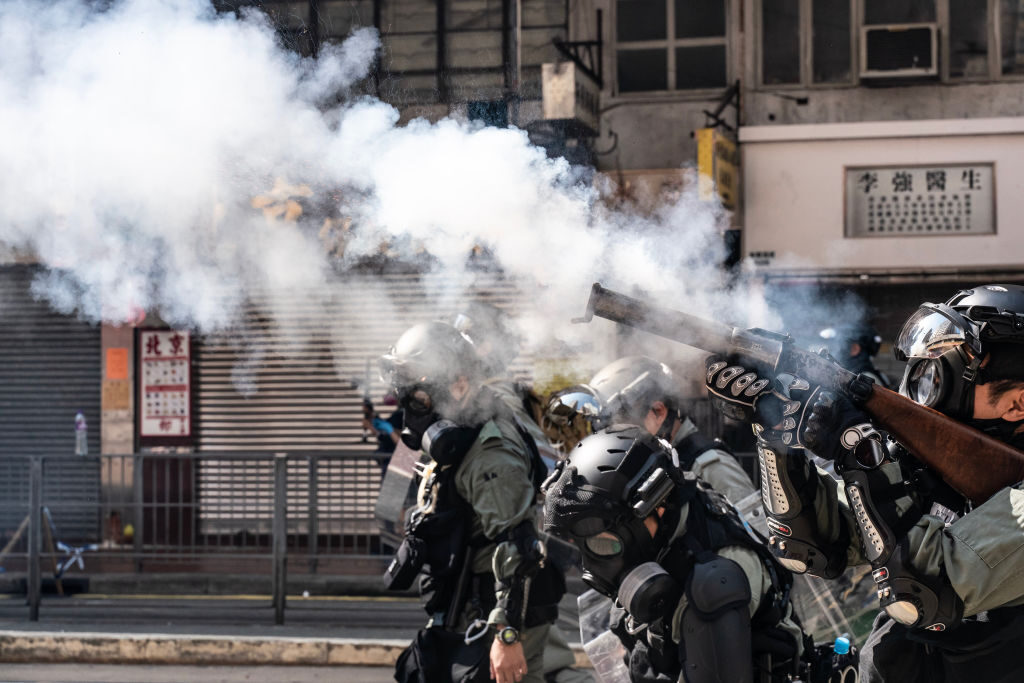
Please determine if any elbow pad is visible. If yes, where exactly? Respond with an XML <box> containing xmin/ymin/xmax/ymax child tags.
<box><xmin>840</xmin><ymin>463</ymin><xmax>963</xmax><ymax>632</ymax></box>
<box><xmin>758</xmin><ymin>443</ymin><xmax>848</xmax><ymax>579</ymax></box>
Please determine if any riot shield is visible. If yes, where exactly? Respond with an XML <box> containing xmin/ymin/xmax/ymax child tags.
<box><xmin>577</xmin><ymin>589</ymin><xmax>630</xmax><ymax>683</ymax></box>
<box><xmin>732</xmin><ymin>491</ymin><xmax>875</xmax><ymax>644</ymax></box>
<box><xmin>374</xmin><ymin>442</ymin><xmax>423</xmax><ymax>549</ymax></box>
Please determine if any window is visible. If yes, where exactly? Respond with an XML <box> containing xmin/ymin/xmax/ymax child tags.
<box><xmin>949</xmin><ymin>0</ymin><xmax>988</xmax><ymax>78</ymax></box>
<box><xmin>1001</xmin><ymin>0</ymin><xmax>1024</xmax><ymax>75</ymax></box>
<box><xmin>813</xmin><ymin>0</ymin><xmax>852</xmax><ymax>82</ymax></box>
<box><xmin>759</xmin><ymin>0</ymin><xmax>1024</xmax><ymax>86</ymax></box>
<box><xmin>615</xmin><ymin>0</ymin><xmax>727</xmax><ymax>93</ymax></box>
<box><xmin>863</xmin><ymin>0</ymin><xmax>935</xmax><ymax>25</ymax></box>
<box><xmin>762</xmin><ymin>0</ymin><xmax>800</xmax><ymax>85</ymax></box>
<box><xmin>760</xmin><ymin>0</ymin><xmax>855</xmax><ymax>86</ymax></box>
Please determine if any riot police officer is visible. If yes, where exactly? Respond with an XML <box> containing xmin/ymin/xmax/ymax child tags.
<box><xmin>543</xmin><ymin>425</ymin><xmax>807</xmax><ymax>683</ymax></box>
<box><xmin>382</xmin><ymin>322</ymin><xmax>564</xmax><ymax>683</ymax></box>
<box><xmin>452</xmin><ymin>304</ymin><xmax>593</xmax><ymax>683</ymax></box>
<box><xmin>548</xmin><ymin>356</ymin><xmax>755</xmax><ymax>502</ymax></box>
<box><xmin>817</xmin><ymin>324</ymin><xmax>892</xmax><ymax>389</ymax></box>
<box><xmin>708</xmin><ymin>284</ymin><xmax>1024</xmax><ymax>682</ymax></box>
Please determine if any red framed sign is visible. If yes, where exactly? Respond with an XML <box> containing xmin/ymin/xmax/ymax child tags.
<box><xmin>139</xmin><ymin>330</ymin><xmax>191</xmax><ymax>439</ymax></box>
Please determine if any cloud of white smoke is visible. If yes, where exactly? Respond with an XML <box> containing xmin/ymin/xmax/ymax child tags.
<box><xmin>0</xmin><ymin>0</ymin><xmax>852</xmax><ymax>388</ymax></box>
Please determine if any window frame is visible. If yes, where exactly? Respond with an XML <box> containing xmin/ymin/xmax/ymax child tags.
<box><xmin>754</xmin><ymin>0</ymin><xmax>1024</xmax><ymax>90</ymax></box>
<box><xmin>612</xmin><ymin>0</ymin><xmax>732</xmax><ymax>97</ymax></box>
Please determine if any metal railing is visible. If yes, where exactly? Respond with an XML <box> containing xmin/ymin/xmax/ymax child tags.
<box><xmin>0</xmin><ymin>451</ymin><xmax>392</xmax><ymax>624</ymax></box>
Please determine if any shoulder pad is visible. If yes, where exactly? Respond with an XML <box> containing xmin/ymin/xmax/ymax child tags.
<box><xmin>686</xmin><ymin>556</ymin><xmax>751</xmax><ymax>619</ymax></box>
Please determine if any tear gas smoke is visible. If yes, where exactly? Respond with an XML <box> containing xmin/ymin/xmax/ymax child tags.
<box><xmin>0</xmin><ymin>0</ymin><xmax>867</xmax><ymax>390</ymax></box>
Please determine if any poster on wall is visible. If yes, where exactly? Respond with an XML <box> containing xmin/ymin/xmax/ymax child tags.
<box><xmin>845</xmin><ymin>163</ymin><xmax>995</xmax><ymax>237</ymax></box>
<box><xmin>139</xmin><ymin>330</ymin><xmax>191</xmax><ymax>438</ymax></box>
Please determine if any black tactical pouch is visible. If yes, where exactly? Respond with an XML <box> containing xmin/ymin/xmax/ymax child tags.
<box><xmin>383</xmin><ymin>536</ymin><xmax>426</xmax><ymax>590</ymax></box>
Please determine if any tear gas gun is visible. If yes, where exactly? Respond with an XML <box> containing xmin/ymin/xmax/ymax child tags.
<box><xmin>575</xmin><ymin>282</ymin><xmax>1024</xmax><ymax>504</ymax></box>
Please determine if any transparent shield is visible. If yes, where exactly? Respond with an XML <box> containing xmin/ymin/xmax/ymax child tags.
<box><xmin>577</xmin><ymin>589</ymin><xmax>631</xmax><ymax>683</ymax></box>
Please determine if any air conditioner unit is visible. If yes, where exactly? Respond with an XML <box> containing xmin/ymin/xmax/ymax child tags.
<box><xmin>860</xmin><ymin>23</ymin><xmax>938</xmax><ymax>79</ymax></box>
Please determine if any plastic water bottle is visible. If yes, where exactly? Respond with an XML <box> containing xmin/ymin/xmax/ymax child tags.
<box><xmin>830</xmin><ymin>634</ymin><xmax>857</xmax><ymax>682</ymax></box>
<box><xmin>75</xmin><ymin>412</ymin><xmax>88</xmax><ymax>455</ymax></box>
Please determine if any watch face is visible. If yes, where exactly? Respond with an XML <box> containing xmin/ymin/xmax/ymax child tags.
<box><xmin>500</xmin><ymin>627</ymin><xmax>518</xmax><ymax>644</ymax></box>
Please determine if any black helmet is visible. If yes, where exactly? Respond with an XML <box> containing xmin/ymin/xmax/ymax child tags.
<box><xmin>588</xmin><ymin>356</ymin><xmax>682</xmax><ymax>438</ymax></box>
<box><xmin>895</xmin><ymin>284</ymin><xmax>1024</xmax><ymax>423</ymax></box>
<box><xmin>451</xmin><ymin>301</ymin><xmax>521</xmax><ymax>375</ymax></box>
<box><xmin>380</xmin><ymin>322</ymin><xmax>481</xmax><ymax>450</ymax></box>
<box><xmin>542</xmin><ymin>425</ymin><xmax>683</xmax><ymax>596</ymax></box>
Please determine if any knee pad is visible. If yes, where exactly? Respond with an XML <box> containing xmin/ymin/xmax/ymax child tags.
<box><xmin>682</xmin><ymin>557</ymin><xmax>754</xmax><ymax>683</ymax></box>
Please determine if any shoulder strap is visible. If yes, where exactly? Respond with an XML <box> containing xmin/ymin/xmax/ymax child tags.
<box><xmin>511</xmin><ymin>415</ymin><xmax>548</xmax><ymax>492</ymax></box>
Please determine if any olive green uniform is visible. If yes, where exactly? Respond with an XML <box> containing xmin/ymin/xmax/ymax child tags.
<box><xmin>479</xmin><ymin>379</ymin><xmax>595</xmax><ymax>682</ymax></box>
<box><xmin>435</xmin><ymin>408</ymin><xmax>548</xmax><ymax>682</ymax></box>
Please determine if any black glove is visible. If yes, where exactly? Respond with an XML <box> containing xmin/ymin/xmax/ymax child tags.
<box><xmin>751</xmin><ymin>373</ymin><xmax>822</xmax><ymax>449</ymax></box>
<box><xmin>705</xmin><ymin>355</ymin><xmax>772</xmax><ymax>422</ymax></box>
<box><xmin>802</xmin><ymin>390</ymin><xmax>879</xmax><ymax>462</ymax></box>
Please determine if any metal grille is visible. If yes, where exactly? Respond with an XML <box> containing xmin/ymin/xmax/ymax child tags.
<box><xmin>0</xmin><ymin>265</ymin><xmax>102</xmax><ymax>457</ymax></box>
<box><xmin>194</xmin><ymin>272</ymin><xmax>533</xmax><ymax>451</ymax></box>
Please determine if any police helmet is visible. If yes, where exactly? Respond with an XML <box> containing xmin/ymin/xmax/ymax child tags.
<box><xmin>542</xmin><ymin>425</ymin><xmax>683</xmax><ymax>596</ymax></box>
<box><xmin>895</xmin><ymin>284</ymin><xmax>1024</xmax><ymax>419</ymax></box>
<box><xmin>380</xmin><ymin>322</ymin><xmax>483</xmax><ymax>400</ymax></box>
<box><xmin>451</xmin><ymin>301</ymin><xmax>521</xmax><ymax>375</ymax></box>
<box><xmin>588</xmin><ymin>356</ymin><xmax>683</xmax><ymax>426</ymax></box>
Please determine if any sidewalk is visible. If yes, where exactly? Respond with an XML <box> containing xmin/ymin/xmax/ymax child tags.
<box><xmin>0</xmin><ymin>590</ymin><xmax>591</xmax><ymax>668</ymax></box>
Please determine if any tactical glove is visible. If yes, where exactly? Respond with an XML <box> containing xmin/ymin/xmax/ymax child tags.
<box><xmin>751</xmin><ymin>373</ymin><xmax>822</xmax><ymax>450</ymax></box>
<box><xmin>704</xmin><ymin>356</ymin><xmax>772</xmax><ymax>422</ymax></box>
<box><xmin>803</xmin><ymin>391</ymin><xmax>880</xmax><ymax>463</ymax></box>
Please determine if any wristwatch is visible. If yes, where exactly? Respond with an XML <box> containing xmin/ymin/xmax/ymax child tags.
<box><xmin>497</xmin><ymin>625</ymin><xmax>519</xmax><ymax>645</ymax></box>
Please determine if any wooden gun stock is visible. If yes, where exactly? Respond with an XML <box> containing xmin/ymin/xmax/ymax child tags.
<box><xmin>864</xmin><ymin>386</ymin><xmax>1024</xmax><ymax>503</ymax></box>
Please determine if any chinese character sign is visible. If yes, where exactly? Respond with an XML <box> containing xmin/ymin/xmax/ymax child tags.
<box><xmin>140</xmin><ymin>330</ymin><xmax>190</xmax><ymax>438</ymax></box>
<box><xmin>845</xmin><ymin>164</ymin><xmax>994</xmax><ymax>237</ymax></box>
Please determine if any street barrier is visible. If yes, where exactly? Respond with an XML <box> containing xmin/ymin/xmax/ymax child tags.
<box><xmin>0</xmin><ymin>451</ymin><xmax>390</xmax><ymax>624</ymax></box>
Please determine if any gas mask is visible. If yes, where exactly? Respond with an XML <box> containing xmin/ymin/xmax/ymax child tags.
<box><xmin>398</xmin><ymin>385</ymin><xmax>445</xmax><ymax>451</ymax></box>
<box><xmin>617</xmin><ymin>562</ymin><xmax>682</xmax><ymax>623</ymax></box>
<box><xmin>895</xmin><ymin>303</ymin><xmax>984</xmax><ymax>420</ymax></box>
<box><xmin>422</xmin><ymin>419</ymin><xmax>481</xmax><ymax>466</ymax></box>
<box><xmin>573</xmin><ymin>517</ymin><xmax>661</xmax><ymax>597</ymax></box>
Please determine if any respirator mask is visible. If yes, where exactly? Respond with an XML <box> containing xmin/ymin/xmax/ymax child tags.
<box><xmin>397</xmin><ymin>385</ymin><xmax>444</xmax><ymax>451</ymax></box>
<box><xmin>422</xmin><ymin>419</ymin><xmax>481</xmax><ymax>466</ymax></box>
<box><xmin>572</xmin><ymin>518</ymin><xmax>660</xmax><ymax>598</ymax></box>
<box><xmin>895</xmin><ymin>303</ymin><xmax>984</xmax><ymax>420</ymax></box>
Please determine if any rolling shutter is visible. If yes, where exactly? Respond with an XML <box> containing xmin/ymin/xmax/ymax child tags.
<box><xmin>0</xmin><ymin>264</ymin><xmax>102</xmax><ymax>541</ymax></box>
<box><xmin>194</xmin><ymin>272</ymin><xmax>531</xmax><ymax>452</ymax></box>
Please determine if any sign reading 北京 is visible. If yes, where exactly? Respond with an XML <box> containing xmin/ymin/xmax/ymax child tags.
<box><xmin>845</xmin><ymin>164</ymin><xmax>995</xmax><ymax>237</ymax></box>
<box><xmin>140</xmin><ymin>330</ymin><xmax>191</xmax><ymax>437</ymax></box>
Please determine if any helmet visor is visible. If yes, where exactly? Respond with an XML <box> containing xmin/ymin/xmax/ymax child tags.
<box><xmin>895</xmin><ymin>304</ymin><xmax>981</xmax><ymax>360</ymax></box>
<box><xmin>546</xmin><ymin>386</ymin><xmax>606</xmax><ymax>426</ymax></box>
